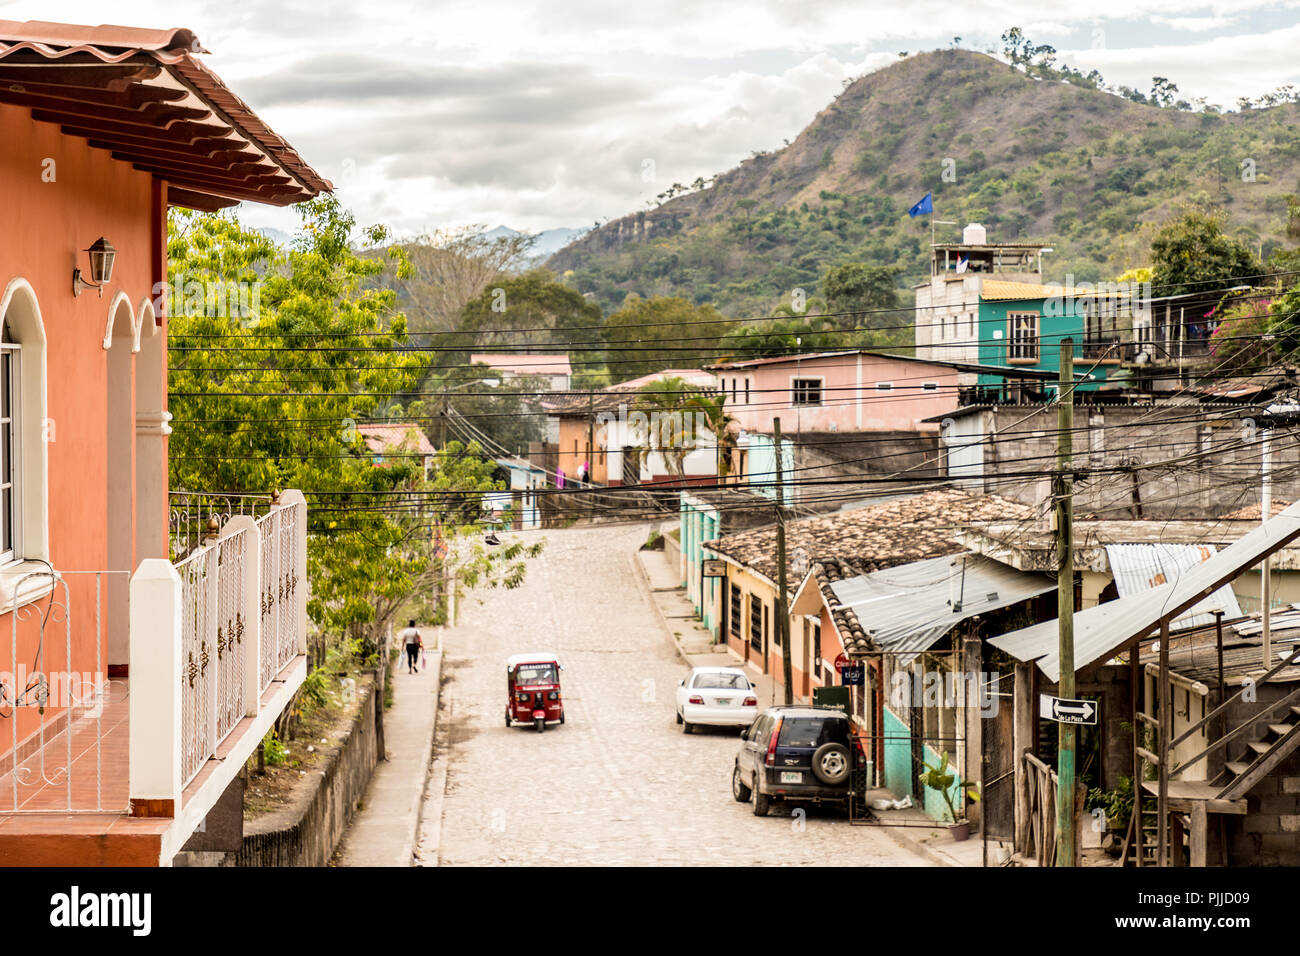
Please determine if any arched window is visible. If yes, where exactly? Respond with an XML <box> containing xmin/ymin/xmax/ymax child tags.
<box><xmin>0</xmin><ymin>320</ymin><xmax>17</xmax><ymax>562</ymax></box>
<box><xmin>0</xmin><ymin>277</ymin><xmax>49</xmax><ymax>571</ymax></box>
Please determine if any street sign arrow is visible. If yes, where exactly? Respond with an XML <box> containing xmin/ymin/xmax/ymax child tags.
<box><xmin>1040</xmin><ymin>693</ymin><xmax>1098</xmax><ymax>725</ymax></box>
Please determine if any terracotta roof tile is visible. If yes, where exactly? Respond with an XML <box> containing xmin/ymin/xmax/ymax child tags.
<box><xmin>0</xmin><ymin>20</ymin><xmax>329</xmax><ymax>209</ymax></box>
<box><xmin>707</xmin><ymin>489</ymin><xmax>1034</xmax><ymax>654</ymax></box>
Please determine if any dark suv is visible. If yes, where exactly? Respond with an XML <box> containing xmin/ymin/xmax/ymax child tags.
<box><xmin>732</xmin><ymin>706</ymin><xmax>862</xmax><ymax>816</ymax></box>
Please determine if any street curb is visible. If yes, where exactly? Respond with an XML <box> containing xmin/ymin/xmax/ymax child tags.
<box><xmin>414</xmin><ymin>681</ymin><xmax>449</xmax><ymax>867</ymax></box>
<box><xmin>629</xmin><ymin>535</ymin><xmax>693</xmax><ymax>666</ymax></box>
<box><xmin>408</xmin><ymin>647</ymin><xmax>443</xmax><ymax>866</ymax></box>
<box><xmin>871</xmin><ymin>820</ymin><xmax>961</xmax><ymax>867</ymax></box>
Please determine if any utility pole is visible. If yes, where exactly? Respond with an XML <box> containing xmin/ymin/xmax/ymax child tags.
<box><xmin>1055</xmin><ymin>338</ymin><xmax>1077</xmax><ymax>867</ymax></box>
<box><xmin>587</xmin><ymin>392</ymin><xmax>595</xmax><ymax>517</ymax></box>
<box><xmin>1262</xmin><ymin>423</ymin><xmax>1272</xmax><ymax>668</ymax></box>
<box><xmin>774</xmin><ymin>418</ymin><xmax>793</xmax><ymax>705</ymax></box>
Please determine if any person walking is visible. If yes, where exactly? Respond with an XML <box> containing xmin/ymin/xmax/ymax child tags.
<box><xmin>399</xmin><ymin>619</ymin><xmax>423</xmax><ymax>674</ymax></box>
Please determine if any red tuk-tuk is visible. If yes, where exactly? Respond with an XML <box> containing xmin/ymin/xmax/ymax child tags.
<box><xmin>506</xmin><ymin>652</ymin><xmax>564</xmax><ymax>732</ymax></box>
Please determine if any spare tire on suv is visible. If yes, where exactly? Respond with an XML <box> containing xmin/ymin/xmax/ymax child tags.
<box><xmin>811</xmin><ymin>742</ymin><xmax>851</xmax><ymax>785</ymax></box>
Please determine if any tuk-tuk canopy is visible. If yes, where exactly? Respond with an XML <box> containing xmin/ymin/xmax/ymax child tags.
<box><xmin>506</xmin><ymin>651</ymin><xmax>561</xmax><ymax>670</ymax></box>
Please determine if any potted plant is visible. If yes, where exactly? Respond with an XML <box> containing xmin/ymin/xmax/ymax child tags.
<box><xmin>920</xmin><ymin>751</ymin><xmax>979</xmax><ymax>841</ymax></box>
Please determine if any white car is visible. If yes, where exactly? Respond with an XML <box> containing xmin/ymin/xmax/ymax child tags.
<box><xmin>675</xmin><ymin>667</ymin><xmax>758</xmax><ymax>734</ymax></box>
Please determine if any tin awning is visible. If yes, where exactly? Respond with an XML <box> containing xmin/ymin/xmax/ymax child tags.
<box><xmin>990</xmin><ymin>500</ymin><xmax>1300</xmax><ymax>681</ymax></box>
<box><xmin>829</xmin><ymin>554</ymin><xmax>1055</xmax><ymax>663</ymax></box>
<box><xmin>1105</xmin><ymin>543</ymin><xmax>1242</xmax><ymax>629</ymax></box>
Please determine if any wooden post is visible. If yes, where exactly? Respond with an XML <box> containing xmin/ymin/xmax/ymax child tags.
<box><xmin>1013</xmin><ymin>661</ymin><xmax>1033</xmax><ymax>854</ymax></box>
<box><xmin>962</xmin><ymin>635</ymin><xmax>983</xmax><ymax>829</ymax></box>
<box><xmin>1130</xmin><ymin>644</ymin><xmax>1142</xmax><ymax>867</ymax></box>
<box><xmin>1158</xmin><ymin>617</ymin><xmax>1171</xmax><ymax>866</ymax></box>
<box><xmin>1190</xmin><ymin>802</ymin><xmax>1207</xmax><ymax>868</ymax></box>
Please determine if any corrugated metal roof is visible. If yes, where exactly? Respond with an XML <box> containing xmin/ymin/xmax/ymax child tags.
<box><xmin>829</xmin><ymin>554</ymin><xmax>1055</xmax><ymax>663</ymax></box>
<box><xmin>979</xmin><ymin>279</ymin><xmax>1093</xmax><ymax>301</ymax></box>
<box><xmin>470</xmin><ymin>354</ymin><xmax>573</xmax><ymax>376</ymax></box>
<box><xmin>990</xmin><ymin>500</ymin><xmax>1300</xmax><ymax>681</ymax></box>
<box><xmin>0</xmin><ymin>20</ymin><xmax>329</xmax><ymax>209</ymax></box>
<box><xmin>1105</xmin><ymin>543</ymin><xmax>1242</xmax><ymax>629</ymax></box>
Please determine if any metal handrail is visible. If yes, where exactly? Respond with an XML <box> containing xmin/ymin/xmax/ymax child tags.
<box><xmin>1167</xmin><ymin>644</ymin><xmax>1300</xmax><ymax>758</ymax></box>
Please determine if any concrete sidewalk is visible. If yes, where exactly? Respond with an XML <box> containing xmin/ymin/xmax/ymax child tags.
<box><xmin>335</xmin><ymin>630</ymin><xmax>442</xmax><ymax>867</ymax></box>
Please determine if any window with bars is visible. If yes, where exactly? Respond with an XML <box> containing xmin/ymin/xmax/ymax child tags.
<box><xmin>791</xmin><ymin>378</ymin><xmax>822</xmax><ymax>406</ymax></box>
<box><xmin>1007</xmin><ymin>311</ymin><xmax>1040</xmax><ymax>361</ymax></box>
<box><xmin>812</xmin><ymin>623</ymin><xmax>822</xmax><ymax>677</ymax></box>
<box><xmin>729</xmin><ymin>583</ymin><xmax>742</xmax><ymax>638</ymax></box>
<box><xmin>750</xmin><ymin>594</ymin><xmax>763</xmax><ymax>652</ymax></box>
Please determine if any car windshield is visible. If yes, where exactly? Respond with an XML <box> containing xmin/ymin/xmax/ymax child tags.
<box><xmin>694</xmin><ymin>672</ymin><xmax>749</xmax><ymax>690</ymax></box>
<box><xmin>515</xmin><ymin>663</ymin><xmax>558</xmax><ymax>684</ymax></box>
<box><xmin>777</xmin><ymin>717</ymin><xmax>849</xmax><ymax>749</ymax></box>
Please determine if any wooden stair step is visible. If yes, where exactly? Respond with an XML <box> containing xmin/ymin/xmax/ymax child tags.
<box><xmin>1291</xmin><ymin>705</ymin><xmax>1300</xmax><ymax>717</ymax></box>
<box><xmin>1226</xmin><ymin>761</ymin><xmax>1251</xmax><ymax>775</ymax></box>
<box><xmin>1270</xmin><ymin>723</ymin><xmax>1297</xmax><ymax>737</ymax></box>
<box><xmin>1248</xmin><ymin>740</ymin><xmax>1271</xmax><ymax>754</ymax></box>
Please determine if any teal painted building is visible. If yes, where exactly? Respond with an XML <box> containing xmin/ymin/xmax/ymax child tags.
<box><xmin>740</xmin><ymin>432</ymin><xmax>794</xmax><ymax>506</ymax></box>
<box><xmin>680</xmin><ymin>493</ymin><xmax>722</xmax><ymax>633</ymax></box>
<box><xmin>974</xmin><ymin>283</ymin><xmax>1119</xmax><ymax>391</ymax></box>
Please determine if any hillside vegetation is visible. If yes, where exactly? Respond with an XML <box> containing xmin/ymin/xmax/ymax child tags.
<box><xmin>548</xmin><ymin>48</ymin><xmax>1300</xmax><ymax>319</ymax></box>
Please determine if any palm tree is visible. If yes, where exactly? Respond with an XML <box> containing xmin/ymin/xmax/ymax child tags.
<box><xmin>686</xmin><ymin>393</ymin><xmax>738</xmax><ymax>480</ymax></box>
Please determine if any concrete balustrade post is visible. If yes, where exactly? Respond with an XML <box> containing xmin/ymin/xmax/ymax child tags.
<box><xmin>129</xmin><ymin>559</ymin><xmax>183</xmax><ymax>816</ymax></box>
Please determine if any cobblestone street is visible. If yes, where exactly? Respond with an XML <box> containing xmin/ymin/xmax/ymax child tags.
<box><xmin>420</xmin><ymin>523</ymin><xmax>933</xmax><ymax>866</ymax></box>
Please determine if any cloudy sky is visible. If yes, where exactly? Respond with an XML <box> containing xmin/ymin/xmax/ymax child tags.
<box><xmin>11</xmin><ymin>1</ymin><xmax>1300</xmax><ymax>237</ymax></box>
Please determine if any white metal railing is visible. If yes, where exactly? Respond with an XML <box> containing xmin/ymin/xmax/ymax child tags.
<box><xmin>1</xmin><ymin>570</ymin><xmax>129</xmax><ymax>813</ymax></box>
<box><xmin>159</xmin><ymin>492</ymin><xmax>307</xmax><ymax>791</ymax></box>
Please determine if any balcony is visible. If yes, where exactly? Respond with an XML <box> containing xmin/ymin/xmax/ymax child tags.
<box><xmin>0</xmin><ymin>491</ymin><xmax>308</xmax><ymax>865</ymax></box>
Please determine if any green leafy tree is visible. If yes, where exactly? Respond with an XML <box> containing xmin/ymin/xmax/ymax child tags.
<box><xmin>631</xmin><ymin>376</ymin><xmax>711</xmax><ymax>478</ymax></box>
<box><xmin>822</xmin><ymin>262</ymin><xmax>900</xmax><ymax>331</ymax></box>
<box><xmin>1149</xmin><ymin>206</ymin><xmax>1262</xmax><ymax>300</ymax></box>
<box><xmin>457</xmin><ymin>268</ymin><xmax>603</xmax><ymax>351</ymax></box>
<box><xmin>168</xmin><ymin>198</ymin><xmax>540</xmax><ymax>650</ymax></box>
<box><xmin>601</xmin><ymin>294</ymin><xmax>735</xmax><ymax>378</ymax></box>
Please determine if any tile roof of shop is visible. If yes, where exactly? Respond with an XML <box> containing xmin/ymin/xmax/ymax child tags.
<box><xmin>706</xmin><ymin>489</ymin><xmax>1033</xmax><ymax>584</ymax></box>
<box><xmin>0</xmin><ymin>20</ymin><xmax>329</xmax><ymax>209</ymax></box>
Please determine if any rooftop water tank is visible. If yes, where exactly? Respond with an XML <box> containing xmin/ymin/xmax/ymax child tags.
<box><xmin>963</xmin><ymin>223</ymin><xmax>987</xmax><ymax>245</ymax></box>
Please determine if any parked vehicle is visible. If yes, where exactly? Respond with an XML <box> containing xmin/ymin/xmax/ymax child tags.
<box><xmin>675</xmin><ymin>666</ymin><xmax>757</xmax><ymax>733</ymax></box>
<box><xmin>506</xmin><ymin>652</ymin><xmax>564</xmax><ymax>732</ymax></box>
<box><xmin>732</xmin><ymin>706</ymin><xmax>864</xmax><ymax>816</ymax></box>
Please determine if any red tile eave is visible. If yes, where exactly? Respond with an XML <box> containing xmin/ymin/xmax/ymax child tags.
<box><xmin>0</xmin><ymin>21</ymin><xmax>331</xmax><ymax>208</ymax></box>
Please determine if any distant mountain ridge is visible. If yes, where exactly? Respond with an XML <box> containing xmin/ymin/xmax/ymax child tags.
<box><xmin>548</xmin><ymin>48</ymin><xmax>1300</xmax><ymax>318</ymax></box>
<box><xmin>485</xmin><ymin>225</ymin><xmax>586</xmax><ymax>263</ymax></box>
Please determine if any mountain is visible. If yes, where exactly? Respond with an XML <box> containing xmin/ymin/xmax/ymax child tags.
<box><xmin>485</xmin><ymin>225</ymin><xmax>586</xmax><ymax>263</ymax></box>
<box><xmin>548</xmin><ymin>48</ymin><xmax>1300</xmax><ymax>319</ymax></box>
<box><xmin>254</xmin><ymin>226</ymin><xmax>295</xmax><ymax>248</ymax></box>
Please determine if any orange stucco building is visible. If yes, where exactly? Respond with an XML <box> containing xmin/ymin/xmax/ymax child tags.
<box><xmin>0</xmin><ymin>21</ymin><xmax>327</xmax><ymax>864</ymax></box>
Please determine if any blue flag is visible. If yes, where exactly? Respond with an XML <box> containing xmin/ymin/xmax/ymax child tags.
<box><xmin>908</xmin><ymin>192</ymin><xmax>933</xmax><ymax>218</ymax></box>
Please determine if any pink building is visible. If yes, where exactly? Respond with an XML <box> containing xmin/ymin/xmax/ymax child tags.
<box><xmin>707</xmin><ymin>350</ymin><xmax>976</xmax><ymax>434</ymax></box>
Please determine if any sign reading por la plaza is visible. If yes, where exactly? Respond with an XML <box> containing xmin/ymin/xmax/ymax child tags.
<box><xmin>1040</xmin><ymin>693</ymin><xmax>1098</xmax><ymax>725</ymax></box>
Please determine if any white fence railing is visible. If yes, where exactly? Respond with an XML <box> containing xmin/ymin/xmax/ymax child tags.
<box><xmin>133</xmin><ymin>490</ymin><xmax>308</xmax><ymax>799</ymax></box>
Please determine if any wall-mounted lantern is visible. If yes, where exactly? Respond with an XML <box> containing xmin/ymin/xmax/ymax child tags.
<box><xmin>72</xmin><ymin>237</ymin><xmax>117</xmax><ymax>297</ymax></box>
